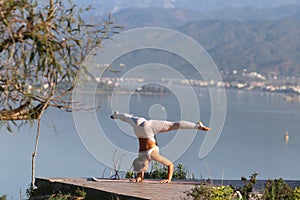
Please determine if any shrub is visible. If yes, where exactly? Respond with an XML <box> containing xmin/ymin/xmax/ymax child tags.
<box><xmin>186</xmin><ymin>183</ymin><xmax>211</xmax><ymax>200</ymax></box>
<box><xmin>145</xmin><ymin>161</ymin><xmax>168</xmax><ymax>179</ymax></box>
<box><xmin>141</xmin><ymin>162</ymin><xmax>190</xmax><ymax>179</ymax></box>
<box><xmin>186</xmin><ymin>183</ymin><xmax>235</xmax><ymax>200</ymax></box>
<box><xmin>0</xmin><ymin>195</ymin><xmax>7</xmax><ymax>200</ymax></box>
<box><xmin>262</xmin><ymin>178</ymin><xmax>293</xmax><ymax>200</ymax></box>
<box><xmin>294</xmin><ymin>187</ymin><xmax>300</xmax><ymax>200</ymax></box>
<box><xmin>210</xmin><ymin>186</ymin><xmax>234</xmax><ymax>200</ymax></box>
<box><xmin>125</xmin><ymin>170</ymin><xmax>134</xmax><ymax>178</ymax></box>
<box><xmin>239</xmin><ymin>172</ymin><xmax>258</xmax><ymax>200</ymax></box>
<box><xmin>173</xmin><ymin>163</ymin><xmax>188</xmax><ymax>179</ymax></box>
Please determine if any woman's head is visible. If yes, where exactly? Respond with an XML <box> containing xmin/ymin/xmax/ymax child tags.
<box><xmin>132</xmin><ymin>153</ymin><xmax>149</xmax><ymax>172</ymax></box>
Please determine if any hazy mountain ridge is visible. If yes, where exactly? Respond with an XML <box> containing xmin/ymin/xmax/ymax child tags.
<box><xmin>108</xmin><ymin>6</ymin><xmax>300</xmax><ymax>76</ymax></box>
<box><xmin>110</xmin><ymin>7</ymin><xmax>206</xmax><ymax>28</ymax></box>
<box><xmin>207</xmin><ymin>5</ymin><xmax>300</xmax><ymax>20</ymax></box>
<box><xmin>177</xmin><ymin>18</ymin><xmax>300</xmax><ymax>75</ymax></box>
<box><xmin>110</xmin><ymin>5</ymin><xmax>300</xmax><ymax>27</ymax></box>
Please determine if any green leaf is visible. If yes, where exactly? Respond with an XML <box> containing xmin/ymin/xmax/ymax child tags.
<box><xmin>29</xmin><ymin>50</ymin><xmax>36</xmax><ymax>64</ymax></box>
<box><xmin>2</xmin><ymin>18</ymin><xmax>9</xmax><ymax>26</ymax></box>
<box><xmin>6</xmin><ymin>123</ymin><xmax>13</xmax><ymax>133</ymax></box>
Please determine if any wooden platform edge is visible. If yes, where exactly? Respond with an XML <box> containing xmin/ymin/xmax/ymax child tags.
<box><xmin>34</xmin><ymin>178</ymin><xmax>149</xmax><ymax>200</ymax></box>
<box><xmin>34</xmin><ymin>177</ymin><xmax>300</xmax><ymax>200</ymax></box>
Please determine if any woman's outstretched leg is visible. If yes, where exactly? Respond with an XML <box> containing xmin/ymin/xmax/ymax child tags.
<box><xmin>150</xmin><ymin>120</ymin><xmax>211</xmax><ymax>133</ymax></box>
<box><xmin>110</xmin><ymin>111</ymin><xmax>146</xmax><ymax>127</ymax></box>
<box><xmin>173</xmin><ymin>121</ymin><xmax>211</xmax><ymax>131</ymax></box>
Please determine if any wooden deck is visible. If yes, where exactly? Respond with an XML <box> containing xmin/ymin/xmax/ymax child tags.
<box><xmin>34</xmin><ymin>177</ymin><xmax>300</xmax><ymax>200</ymax></box>
<box><xmin>35</xmin><ymin>178</ymin><xmax>196</xmax><ymax>199</ymax></box>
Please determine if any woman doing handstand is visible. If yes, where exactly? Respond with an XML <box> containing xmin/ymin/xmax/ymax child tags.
<box><xmin>110</xmin><ymin>111</ymin><xmax>211</xmax><ymax>183</ymax></box>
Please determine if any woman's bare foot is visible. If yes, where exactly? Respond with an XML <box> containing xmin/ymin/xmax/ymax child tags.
<box><xmin>197</xmin><ymin>121</ymin><xmax>212</xmax><ymax>131</ymax></box>
<box><xmin>201</xmin><ymin>126</ymin><xmax>212</xmax><ymax>131</ymax></box>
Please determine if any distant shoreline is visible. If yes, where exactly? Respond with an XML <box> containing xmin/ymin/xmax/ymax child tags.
<box><xmin>74</xmin><ymin>84</ymin><xmax>300</xmax><ymax>102</ymax></box>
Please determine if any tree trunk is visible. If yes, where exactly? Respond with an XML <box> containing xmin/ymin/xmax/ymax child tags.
<box><xmin>31</xmin><ymin>117</ymin><xmax>41</xmax><ymax>189</ymax></box>
<box><xmin>30</xmin><ymin>102</ymin><xmax>50</xmax><ymax>188</ymax></box>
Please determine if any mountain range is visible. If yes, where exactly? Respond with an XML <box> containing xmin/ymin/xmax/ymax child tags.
<box><xmin>77</xmin><ymin>0</ymin><xmax>300</xmax><ymax>77</ymax></box>
<box><xmin>178</xmin><ymin>17</ymin><xmax>300</xmax><ymax>76</ymax></box>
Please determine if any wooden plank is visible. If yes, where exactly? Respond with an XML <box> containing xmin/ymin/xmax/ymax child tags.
<box><xmin>35</xmin><ymin>178</ymin><xmax>300</xmax><ymax>200</ymax></box>
<box><xmin>35</xmin><ymin>178</ymin><xmax>195</xmax><ymax>200</ymax></box>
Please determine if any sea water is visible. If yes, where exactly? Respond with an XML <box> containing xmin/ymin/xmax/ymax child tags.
<box><xmin>1</xmin><ymin>87</ymin><xmax>300</xmax><ymax>199</ymax></box>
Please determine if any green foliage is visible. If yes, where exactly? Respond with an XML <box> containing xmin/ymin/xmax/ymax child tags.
<box><xmin>186</xmin><ymin>183</ymin><xmax>211</xmax><ymax>200</ymax></box>
<box><xmin>29</xmin><ymin>186</ymin><xmax>86</xmax><ymax>200</ymax></box>
<box><xmin>262</xmin><ymin>178</ymin><xmax>294</xmax><ymax>200</ymax></box>
<box><xmin>239</xmin><ymin>172</ymin><xmax>258</xmax><ymax>199</ymax></box>
<box><xmin>126</xmin><ymin>170</ymin><xmax>134</xmax><ymax>179</ymax></box>
<box><xmin>210</xmin><ymin>186</ymin><xmax>234</xmax><ymax>200</ymax></box>
<box><xmin>145</xmin><ymin>161</ymin><xmax>168</xmax><ymax>179</ymax></box>
<box><xmin>186</xmin><ymin>172</ymin><xmax>260</xmax><ymax>200</ymax></box>
<box><xmin>0</xmin><ymin>0</ymin><xmax>119</xmax><ymax>128</ymax></box>
<box><xmin>186</xmin><ymin>183</ymin><xmax>234</xmax><ymax>200</ymax></box>
<box><xmin>186</xmin><ymin>173</ymin><xmax>300</xmax><ymax>200</ymax></box>
<box><xmin>173</xmin><ymin>163</ymin><xmax>188</xmax><ymax>179</ymax></box>
<box><xmin>294</xmin><ymin>187</ymin><xmax>300</xmax><ymax>200</ymax></box>
<box><xmin>0</xmin><ymin>195</ymin><xmax>7</xmax><ymax>200</ymax></box>
<box><xmin>140</xmin><ymin>162</ymin><xmax>189</xmax><ymax>179</ymax></box>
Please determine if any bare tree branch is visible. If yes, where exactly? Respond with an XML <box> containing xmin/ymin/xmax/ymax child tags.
<box><xmin>0</xmin><ymin>0</ymin><xmax>120</xmax><ymax>126</ymax></box>
<box><xmin>0</xmin><ymin>0</ymin><xmax>121</xmax><ymax>189</ymax></box>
